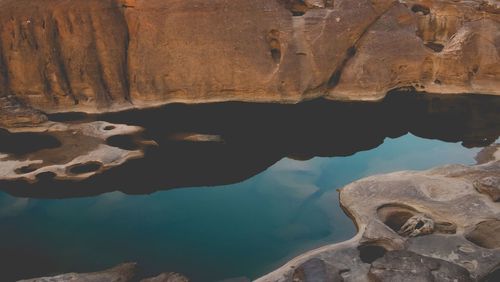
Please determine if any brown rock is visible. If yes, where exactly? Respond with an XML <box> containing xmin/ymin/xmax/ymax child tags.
<box><xmin>0</xmin><ymin>0</ymin><xmax>499</xmax><ymax>126</ymax></box>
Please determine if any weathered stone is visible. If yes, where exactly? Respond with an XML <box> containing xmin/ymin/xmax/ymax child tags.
<box><xmin>465</xmin><ymin>220</ymin><xmax>500</xmax><ymax>249</ymax></box>
<box><xmin>140</xmin><ymin>272</ymin><xmax>189</xmax><ymax>282</ymax></box>
<box><xmin>292</xmin><ymin>258</ymin><xmax>343</xmax><ymax>281</ymax></box>
<box><xmin>473</xmin><ymin>176</ymin><xmax>500</xmax><ymax>202</ymax></box>
<box><xmin>0</xmin><ymin>121</ymin><xmax>154</xmax><ymax>183</ymax></box>
<box><xmin>17</xmin><ymin>263</ymin><xmax>190</xmax><ymax>282</ymax></box>
<box><xmin>369</xmin><ymin>250</ymin><xmax>473</xmax><ymax>282</ymax></box>
<box><xmin>18</xmin><ymin>263</ymin><xmax>137</xmax><ymax>282</ymax></box>
<box><xmin>0</xmin><ymin>0</ymin><xmax>499</xmax><ymax>127</ymax></box>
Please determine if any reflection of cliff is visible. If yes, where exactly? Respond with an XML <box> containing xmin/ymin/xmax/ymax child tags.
<box><xmin>0</xmin><ymin>0</ymin><xmax>499</xmax><ymax>126</ymax></box>
<box><xmin>0</xmin><ymin>92</ymin><xmax>499</xmax><ymax>198</ymax></box>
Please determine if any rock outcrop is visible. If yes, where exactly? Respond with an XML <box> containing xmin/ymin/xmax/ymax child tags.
<box><xmin>18</xmin><ymin>262</ymin><xmax>189</xmax><ymax>282</ymax></box>
<box><xmin>257</xmin><ymin>144</ymin><xmax>500</xmax><ymax>281</ymax></box>
<box><xmin>0</xmin><ymin>120</ymin><xmax>154</xmax><ymax>183</ymax></box>
<box><xmin>0</xmin><ymin>0</ymin><xmax>499</xmax><ymax>127</ymax></box>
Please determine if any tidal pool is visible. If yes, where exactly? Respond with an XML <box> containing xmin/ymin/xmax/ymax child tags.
<box><xmin>0</xmin><ymin>134</ymin><xmax>484</xmax><ymax>281</ymax></box>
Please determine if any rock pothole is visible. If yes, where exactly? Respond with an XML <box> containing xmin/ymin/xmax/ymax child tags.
<box><xmin>377</xmin><ymin>204</ymin><xmax>456</xmax><ymax>237</ymax></box>
<box><xmin>377</xmin><ymin>204</ymin><xmax>418</xmax><ymax>233</ymax></box>
<box><xmin>68</xmin><ymin>161</ymin><xmax>103</xmax><ymax>175</ymax></box>
<box><xmin>358</xmin><ymin>244</ymin><xmax>387</xmax><ymax>264</ymax></box>
<box><xmin>411</xmin><ymin>4</ymin><xmax>431</xmax><ymax>16</ymax></box>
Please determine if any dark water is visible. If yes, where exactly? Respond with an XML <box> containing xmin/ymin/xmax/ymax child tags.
<box><xmin>0</xmin><ymin>93</ymin><xmax>499</xmax><ymax>281</ymax></box>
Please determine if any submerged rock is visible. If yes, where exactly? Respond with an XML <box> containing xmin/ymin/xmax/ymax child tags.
<box><xmin>0</xmin><ymin>0</ymin><xmax>499</xmax><ymax>126</ymax></box>
<box><xmin>257</xmin><ymin>144</ymin><xmax>500</xmax><ymax>281</ymax></box>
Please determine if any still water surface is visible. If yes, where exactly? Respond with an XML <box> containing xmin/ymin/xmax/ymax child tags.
<box><xmin>0</xmin><ymin>134</ymin><xmax>481</xmax><ymax>281</ymax></box>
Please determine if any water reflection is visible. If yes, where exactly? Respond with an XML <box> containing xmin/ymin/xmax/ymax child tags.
<box><xmin>0</xmin><ymin>134</ymin><xmax>485</xmax><ymax>281</ymax></box>
<box><xmin>1</xmin><ymin>92</ymin><xmax>498</xmax><ymax>198</ymax></box>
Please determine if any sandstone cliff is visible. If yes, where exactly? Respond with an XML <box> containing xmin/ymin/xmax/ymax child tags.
<box><xmin>0</xmin><ymin>0</ymin><xmax>499</xmax><ymax>126</ymax></box>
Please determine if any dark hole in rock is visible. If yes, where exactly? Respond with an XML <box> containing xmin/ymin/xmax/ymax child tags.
<box><xmin>327</xmin><ymin>46</ymin><xmax>356</xmax><ymax>88</ymax></box>
<box><xmin>104</xmin><ymin>125</ymin><xmax>116</xmax><ymax>131</ymax></box>
<box><xmin>435</xmin><ymin>79</ymin><xmax>442</xmax><ymax>85</ymax></box>
<box><xmin>416</xmin><ymin>221</ymin><xmax>424</xmax><ymax>229</ymax></box>
<box><xmin>377</xmin><ymin>205</ymin><xmax>416</xmax><ymax>232</ymax></box>
<box><xmin>0</xmin><ymin>129</ymin><xmax>61</xmax><ymax>155</ymax></box>
<box><xmin>411</xmin><ymin>4</ymin><xmax>430</xmax><ymax>15</ymax></box>
<box><xmin>347</xmin><ymin>46</ymin><xmax>357</xmax><ymax>57</ymax></box>
<box><xmin>465</xmin><ymin>220</ymin><xmax>500</xmax><ymax>249</ymax></box>
<box><xmin>106</xmin><ymin>135</ymin><xmax>139</xmax><ymax>151</ymax></box>
<box><xmin>69</xmin><ymin>162</ymin><xmax>103</xmax><ymax>175</ymax></box>
<box><xmin>36</xmin><ymin>172</ymin><xmax>56</xmax><ymax>181</ymax></box>
<box><xmin>283</xmin><ymin>0</ymin><xmax>308</xmax><ymax>16</ymax></box>
<box><xmin>15</xmin><ymin>164</ymin><xmax>39</xmax><ymax>174</ymax></box>
<box><xmin>358</xmin><ymin>245</ymin><xmax>387</xmax><ymax>264</ymax></box>
<box><xmin>482</xmin><ymin>267</ymin><xmax>500</xmax><ymax>282</ymax></box>
<box><xmin>271</xmin><ymin>48</ymin><xmax>281</xmax><ymax>63</ymax></box>
<box><xmin>268</xmin><ymin>33</ymin><xmax>281</xmax><ymax>63</ymax></box>
<box><xmin>425</xmin><ymin>42</ymin><xmax>444</xmax><ymax>52</ymax></box>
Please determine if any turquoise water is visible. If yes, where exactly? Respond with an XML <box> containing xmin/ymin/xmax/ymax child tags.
<box><xmin>0</xmin><ymin>134</ymin><xmax>481</xmax><ymax>281</ymax></box>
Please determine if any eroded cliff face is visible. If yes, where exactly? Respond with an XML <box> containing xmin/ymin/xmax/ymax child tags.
<box><xmin>0</xmin><ymin>0</ymin><xmax>499</xmax><ymax>126</ymax></box>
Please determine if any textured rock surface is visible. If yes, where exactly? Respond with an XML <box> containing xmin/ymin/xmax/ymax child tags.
<box><xmin>0</xmin><ymin>0</ymin><xmax>499</xmax><ymax>127</ymax></box>
<box><xmin>17</xmin><ymin>262</ymin><xmax>189</xmax><ymax>282</ymax></box>
<box><xmin>18</xmin><ymin>263</ymin><xmax>137</xmax><ymax>282</ymax></box>
<box><xmin>0</xmin><ymin>120</ymin><xmax>153</xmax><ymax>183</ymax></box>
<box><xmin>257</xmin><ymin>145</ymin><xmax>500</xmax><ymax>281</ymax></box>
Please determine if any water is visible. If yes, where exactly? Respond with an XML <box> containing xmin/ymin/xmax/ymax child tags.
<box><xmin>0</xmin><ymin>134</ymin><xmax>484</xmax><ymax>281</ymax></box>
<box><xmin>0</xmin><ymin>93</ymin><xmax>498</xmax><ymax>281</ymax></box>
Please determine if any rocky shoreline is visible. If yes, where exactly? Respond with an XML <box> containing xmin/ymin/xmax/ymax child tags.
<box><xmin>257</xmin><ymin>144</ymin><xmax>500</xmax><ymax>282</ymax></box>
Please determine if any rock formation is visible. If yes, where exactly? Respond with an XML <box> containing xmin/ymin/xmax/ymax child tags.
<box><xmin>18</xmin><ymin>262</ymin><xmax>189</xmax><ymax>282</ymax></box>
<box><xmin>0</xmin><ymin>120</ymin><xmax>154</xmax><ymax>183</ymax></box>
<box><xmin>0</xmin><ymin>0</ymin><xmax>499</xmax><ymax>127</ymax></box>
<box><xmin>256</xmin><ymin>144</ymin><xmax>500</xmax><ymax>281</ymax></box>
